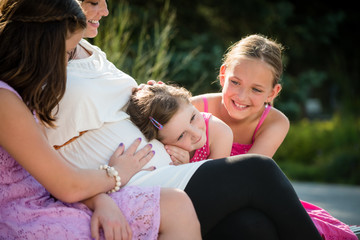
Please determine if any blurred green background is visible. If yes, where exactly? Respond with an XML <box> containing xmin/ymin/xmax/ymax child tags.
<box><xmin>90</xmin><ymin>0</ymin><xmax>360</xmax><ymax>185</ymax></box>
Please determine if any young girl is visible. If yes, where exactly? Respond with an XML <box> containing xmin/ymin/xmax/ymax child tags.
<box><xmin>127</xmin><ymin>84</ymin><xmax>233</xmax><ymax>164</ymax></box>
<box><xmin>191</xmin><ymin>34</ymin><xmax>289</xmax><ymax>158</ymax></box>
<box><xmin>191</xmin><ymin>34</ymin><xmax>357</xmax><ymax>240</ymax></box>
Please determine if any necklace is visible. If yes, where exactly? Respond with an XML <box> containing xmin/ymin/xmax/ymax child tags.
<box><xmin>67</xmin><ymin>43</ymin><xmax>93</xmax><ymax>61</ymax></box>
<box><xmin>75</xmin><ymin>44</ymin><xmax>92</xmax><ymax>59</ymax></box>
<box><xmin>67</xmin><ymin>47</ymin><xmax>77</xmax><ymax>61</ymax></box>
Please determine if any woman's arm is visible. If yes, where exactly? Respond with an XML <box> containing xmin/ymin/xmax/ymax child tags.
<box><xmin>0</xmin><ymin>89</ymin><xmax>153</xmax><ymax>203</ymax></box>
<box><xmin>247</xmin><ymin>108</ymin><xmax>290</xmax><ymax>158</ymax></box>
<box><xmin>208</xmin><ymin>115</ymin><xmax>233</xmax><ymax>159</ymax></box>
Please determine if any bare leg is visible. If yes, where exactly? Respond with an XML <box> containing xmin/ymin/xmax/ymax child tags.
<box><xmin>158</xmin><ymin>188</ymin><xmax>201</xmax><ymax>240</ymax></box>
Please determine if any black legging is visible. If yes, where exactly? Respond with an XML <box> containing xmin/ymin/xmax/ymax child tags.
<box><xmin>184</xmin><ymin>154</ymin><xmax>322</xmax><ymax>240</ymax></box>
<box><xmin>205</xmin><ymin>208</ymin><xmax>279</xmax><ymax>240</ymax></box>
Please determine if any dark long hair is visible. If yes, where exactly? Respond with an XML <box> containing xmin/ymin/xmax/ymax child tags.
<box><xmin>0</xmin><ymin>0</ymin><xmax>86</xmax><ymax>126</ymax></box>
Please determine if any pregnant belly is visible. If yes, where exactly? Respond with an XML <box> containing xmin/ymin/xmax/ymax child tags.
<box><xmin>56</xmin><ymin>119</ymin><xmax>172</xmax><ymax>169</ymax></box>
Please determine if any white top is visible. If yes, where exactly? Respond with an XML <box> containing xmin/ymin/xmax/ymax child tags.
<box><xmin>46</xmin><ymin>39</ymin><xmax>137</xmax><ymax>146</ymax></box>
<box><xmin>45</xmin><ymin>39</ymin><xmax>207</xmax><ymax>190</ymax></box>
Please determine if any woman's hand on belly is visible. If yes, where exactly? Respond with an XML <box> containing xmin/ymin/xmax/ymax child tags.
<box><xmin>109</xmin><ymin>138</ymin><xmax>155</xmax><ymax>185</ymax></box>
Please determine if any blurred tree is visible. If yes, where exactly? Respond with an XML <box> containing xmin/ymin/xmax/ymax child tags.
<box><xmin>102</xmin><ymin>0</ymin><xmax>359</xmax><ymax>120</ymax></box>
<box><xmin>94</xmin><ymin>0</ymin><xmax>359</xmax><ymax>184</ymax></box>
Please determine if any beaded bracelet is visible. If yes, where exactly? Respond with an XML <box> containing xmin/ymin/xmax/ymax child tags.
<box><xmin>99</xmin><ymin>164</ymin><xmax>121</xmax><ymax>194</ymax></box>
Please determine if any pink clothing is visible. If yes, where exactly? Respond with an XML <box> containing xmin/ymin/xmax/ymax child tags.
<box><xmin>201</xmin><ymin>96</ymin><xmax>357</xmax><ymax>240</ymax></box>
<box><xmin>201</xmin><ymin>97</ymin><xmax>271</xmax><ymax>156</ymax></box>
<box><xmin>301</xmin><ymin>200</ymin><xmax>357</xmax><ymax>240</ymax></box>
<box><xmin>230</xmin><ymin>104</ymin><xmax>271</xmax><ymax>156</ymax></box>
<box><xmin>0</xmin><ymin>81</ymin><xmax>160</xmax><ymax>240</ymax></box>
<box><xmin>190</xmin><ymin>112</ymin><xmax>211</xmax><ymax>162</ymax></box>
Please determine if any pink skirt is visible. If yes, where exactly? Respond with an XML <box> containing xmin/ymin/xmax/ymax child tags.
<box><xmin>301</xmin><ymin>200</ymin><xmax>357</xmax><ymax>240</ymax></box>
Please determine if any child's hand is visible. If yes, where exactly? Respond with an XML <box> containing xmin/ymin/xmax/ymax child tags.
<box><xmin>165</xmin><ymin>145</ymin><xmax>190</xmax><ymax>165</ymax></box>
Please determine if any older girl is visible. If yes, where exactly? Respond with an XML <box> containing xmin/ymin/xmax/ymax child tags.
<box><xmin>192</xmin><ymin>34</ymin><xmax>357</xmax><ymax>240</ymax></box>
<box><xmin>192</xmin><ymin>34</ymin><xmax>289</xmax><ymax>158</ymax></box>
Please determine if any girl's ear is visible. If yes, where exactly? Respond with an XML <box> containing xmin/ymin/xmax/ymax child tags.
<box><xmin>219</xmin><ymin>65</ymin><xmax>226</xmax><ymax>87</ymax></box>
<box><xmin>266</xmin><ymin>83</ymin><xmax>282</xmax><ymax>104</ymax></box>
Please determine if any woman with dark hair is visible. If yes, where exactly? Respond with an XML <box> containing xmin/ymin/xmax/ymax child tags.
<box><xmin>0</xmin><ymin>0</ymin><xmax>202</xmax><ymax>239</ymax></box>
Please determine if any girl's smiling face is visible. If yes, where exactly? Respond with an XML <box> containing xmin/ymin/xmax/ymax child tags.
<box><xmin>80</xmin><ymin>0</ymin><xmax>109</xmax><ymax>38</ymax></box>
<box><xmin>158</xmin><ymin>102</ymin><xmax>206</xmax><ymax>152</ymax></box>
<box><xmin>220</xmin><ymin>58</ymin><xmax>281</xmax><ymax>120</ymax></box>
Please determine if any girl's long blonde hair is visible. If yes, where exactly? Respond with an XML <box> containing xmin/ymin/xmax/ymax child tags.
<box><xmin>222</xmin><ymin>34</ymin><xmax>284</xmax><ymax>87</ymax></box>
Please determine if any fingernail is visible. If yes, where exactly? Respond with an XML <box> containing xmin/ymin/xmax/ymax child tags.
<box><xmin>148</xmin><ymin>143</ymin><xmax>152</xmax><ymax>148</ymax></box>
<box><xmin>153</xmin><ymin>166</ymin><xmax>157</xmax><ymax>170</ymax></box>
<box><xmin>119</xmin><ymin>143</ymin><xmax>123</xmax><ymax>147</ymax></box>
<box><xmin>152</xmin><ymin>150</ymin><xmax>156</xmax><ymax>155</ymax></box>
<box><xmin>138</xmin><ymin>137</ymin><xmax>142</xmax><ymax>141</ymax></box>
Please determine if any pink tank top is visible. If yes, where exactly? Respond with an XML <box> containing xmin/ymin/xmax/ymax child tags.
<box><xmin>201</xmin><ymin>96</ymin><xmax>358</xmax><ymax>240</ymax></box>
<box><xmin>202</xmin><ymin>97</ymin><xmax>271</xmax><ymax>156</ymax></box>
<box><xmin>190</xmin><ymin>112</ymin><xmax>211</xmax><ymax>162</ymax></box>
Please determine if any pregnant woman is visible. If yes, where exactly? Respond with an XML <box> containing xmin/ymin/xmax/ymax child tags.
<box><xmin>45</xmin><ymin>1</ymin><xmax>323</xmax><ymax>239</ymax></box>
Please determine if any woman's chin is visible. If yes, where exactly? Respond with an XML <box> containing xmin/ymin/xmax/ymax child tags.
<box><xmin>84</xmin><ymin>30</ymin><xmax>98</xmax><ymax>39</ymax></box>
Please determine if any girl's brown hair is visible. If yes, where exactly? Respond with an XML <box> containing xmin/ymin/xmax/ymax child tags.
<box><xmin>127</xmin><ymin>84</ymin><xmax>192</xmax><ymax>141</ymax></box>
<box><xmin>0</xmin><ymin>0</ymin><xmax>87</xmax><ymax>126</ymax></box>
<box><xmin>222</xmin><ymin>34</ymin><xmax>284</xmax><ymax>86</ymax></box>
